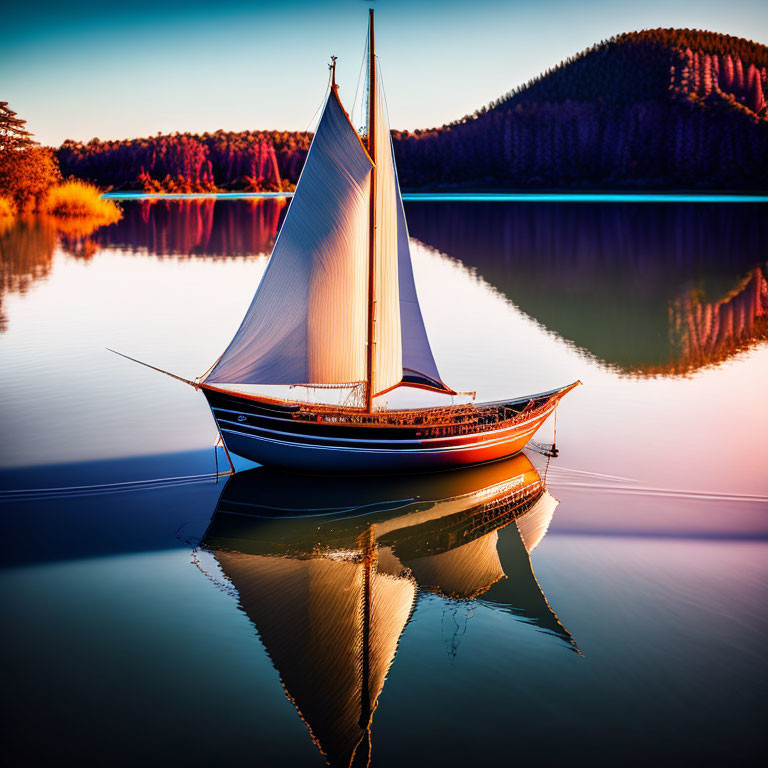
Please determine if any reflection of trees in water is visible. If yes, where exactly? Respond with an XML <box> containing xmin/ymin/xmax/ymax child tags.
<box><xmin>47</xmin><ymin>214</ymin><xmax>118</xmax><ymax>261</ymax></box>
<box><xmin>666</xmin><ymin>266</ymin><xmax>768</xmax><ymax>374</ymax></box>
<box><xmin>0</xmin><ymin>214</ymin><xmax>125</xmax><ymax>331</ymax></box>
<box><xmin>0</xmin><ymin>218</ymin><xmax>57</xmax><ymax>332</ymax></box>
<box><xmin>7</xmin><ymin>198</ymin><xmax>761</xmax><ymax>370</ymax></box>
<box><xmin>94</xmin><ymin>198</ymin><xmax>288</xmax><ymax>258</ymax></box>
<box><xmin>406</xmin><ymin>201</ymin><xmax>768</xmax><ymax>375</ymax></box>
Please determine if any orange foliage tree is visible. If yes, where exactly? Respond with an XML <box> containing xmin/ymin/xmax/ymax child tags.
<box><xmin>0</xmin><ymin>101</ymin><xmax>61</xmax><ymax>211</ymax></box>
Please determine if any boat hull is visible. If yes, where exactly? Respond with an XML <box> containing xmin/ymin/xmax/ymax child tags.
<box><xmin>217</xmin><ymin>425</ymin><xmax>542</xmax><ymax>472</ymax></box>
<box><xmin>202</xmin><ymin>385</ymin><xmax>575</xmax><ymax>473</ymax></box>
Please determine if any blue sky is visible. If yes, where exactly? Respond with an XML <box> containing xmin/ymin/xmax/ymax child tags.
<box><xmin>4</xmin><ymin>0</ymin><xmax>766</xmax><ymax>146</ymax></box>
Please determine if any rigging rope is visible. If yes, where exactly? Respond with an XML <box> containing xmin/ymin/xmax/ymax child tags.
<box><xmin>351</xmin><ymin>33</ymin><xmax>370</xmax><ymax>134</ymax></box>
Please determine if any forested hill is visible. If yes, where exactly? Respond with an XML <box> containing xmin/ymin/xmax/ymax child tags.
<box><xmin>57</xmin><ymin>29</ymin><xmax>768</xmax><ymax>191</ymax></box>
<box><xmin>393</xmin><ymin>29</ymin><xmax>768</xmax><ymax>189</ymax></box>
<box><xmin>488</xmin><ymin>29</ymin><xmax>766</xmax><ymax>107</ymax></box>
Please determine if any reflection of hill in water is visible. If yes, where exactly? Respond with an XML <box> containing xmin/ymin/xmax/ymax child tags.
<box><xmin>406</xmin><ymin>202</ymin><xmax>768</xmax><ymax>375</ymax></box>
<box><xmin>94</xmin><ymin>198</ymin><xmax>287</xmax><ymax>258</ymax></box>
<box><xmin>202</xmin><ymin>455</ymin><xmax>574</xmax><ymax>768</ymax></box>
<box><xmin>7</xmin><ymin>199</ymin><xmax>763</xmax><ymax>371</ymax></box>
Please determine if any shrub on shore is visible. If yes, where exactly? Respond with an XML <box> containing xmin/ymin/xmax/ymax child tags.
<box><xmin>43</xmin><ymin>181</ymin><xmax>121</xmax><ymax>225</ymax></box>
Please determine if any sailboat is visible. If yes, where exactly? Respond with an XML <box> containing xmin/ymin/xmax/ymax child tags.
<box><xmin>116</xmin><ymin>10</ymin><xmax>578</xmax><ymax>472</ymax></box>
<box><xmin>200</xmin><ymin>454</ymin><xmax>576</xmax><ymax>767</ymax></box>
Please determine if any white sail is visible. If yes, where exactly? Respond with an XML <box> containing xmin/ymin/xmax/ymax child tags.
<box><xmin>369</xmin><ymin>67</ymin><xmax>402</xmax><ymax>397</ymax></box>
<box><xmin>395</xmin><ymin>171</ymin><xmax>449</xmax><ymax>391</ymax></box>
<box><xmin>206</xmin><ymin>24</ymin><xmax>452</xmax><ymax>402</ymax></box>
<box><xmin>371</xmin><ymin>66</ymin><xmax>450</xmax><ymax>396</ymax></box>
<box><xmin>205</xmin><ymin>90</ymin><xmax>373</xmax><ymax>388</ymax></box>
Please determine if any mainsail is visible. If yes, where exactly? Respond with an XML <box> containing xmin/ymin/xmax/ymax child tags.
<box><xmin>205</xmin><ymin>14</ymin><xmax>450</xmax><ymax>405</ymax></box>
<box><xmin>205</xmin><ymin>90</ymin><xmax>372</xmax><ymax>388</ymax></box>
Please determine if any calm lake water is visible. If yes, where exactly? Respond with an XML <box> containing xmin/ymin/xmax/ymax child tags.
<box><xmin>1</xmin><ymin>198</ymin><xmax>766</xmax><ymax>766</ymax></box>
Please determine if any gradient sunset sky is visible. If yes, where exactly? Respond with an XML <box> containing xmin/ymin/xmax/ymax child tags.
<box><xmin>4</xmin><ymin>0</ymin><xmax>767</xmax><ymax>146</ymax></box>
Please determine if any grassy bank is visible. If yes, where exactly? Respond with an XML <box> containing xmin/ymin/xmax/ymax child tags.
<box><xmin>0</xmin><ymin>182</ymin><xmax>122</xmax><ymax>248</ymax></box>
<box><xmin>43</xmin><ymin>181</ymin><xmax>121</xmax><ymax>225</ymax></box>
<box><xmin>2</xmin><ymin>181</ymin><xmax>122</xmax><ymax>223</ymax></box>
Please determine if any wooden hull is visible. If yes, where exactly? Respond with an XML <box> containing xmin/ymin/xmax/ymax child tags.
<box><xmin>202</xmin><ymin>383</ymin><xmax>578</xmax><ymax>473</ymax></box>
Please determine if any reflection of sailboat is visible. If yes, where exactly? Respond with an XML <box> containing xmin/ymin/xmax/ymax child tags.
<box><xmin>114</xmin><ymin>11</ymin><xmax>576</xmax><ymax>472</ymax></box>
<box><xmin>212</xmin><ymin>545</ymin><xmax>413</xmax><ymax>768</ymax></box>
<box><xmin>201</xmin><ymin>454</ymin><xmax>575</xmax><ymax>767</ymax></box>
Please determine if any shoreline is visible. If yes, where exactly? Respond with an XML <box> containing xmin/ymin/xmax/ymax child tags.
<box><xmin>102</xmin><ymin>191</ymin><xmax>768</xmax><ymax>203</ymax></box>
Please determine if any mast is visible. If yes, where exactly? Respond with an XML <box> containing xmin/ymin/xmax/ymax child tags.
<box><xmin>365</xmin><ymin>8</ymin><xmax>377</xmax><ymax>412</ymax></box>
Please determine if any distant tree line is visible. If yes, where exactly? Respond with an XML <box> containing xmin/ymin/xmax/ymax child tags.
<box><xmin>55</xmin><ymin>28</ymin><xmax>768</xmax><ymax>191</ymax></box>
<box><xmin>57</xmin><ymin>131</ymin><xmax>310</xmax><ymax>193</ymax></box>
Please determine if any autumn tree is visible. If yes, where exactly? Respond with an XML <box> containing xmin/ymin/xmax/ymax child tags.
<box><xmin>0</xmin><ymin>101</ymin><xmax>60</xmax><ymax>211</ymax></box>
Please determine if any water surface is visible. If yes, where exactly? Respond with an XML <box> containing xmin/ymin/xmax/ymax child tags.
<box><xmin>1</xmin><ymin>198</ymin><xmax>765</xmax><ymax>766</ymax></box>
